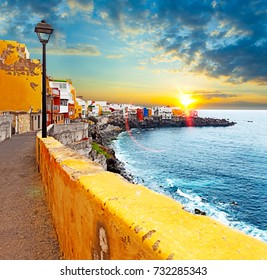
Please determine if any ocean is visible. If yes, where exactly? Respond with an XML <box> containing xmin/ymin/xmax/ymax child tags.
<box><xmin>112</xmin><ymin>110</ymin><xmax>267</xmax><ymax>243</ymax></box>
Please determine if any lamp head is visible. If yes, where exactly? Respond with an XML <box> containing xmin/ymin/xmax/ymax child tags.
<box><xmin>34</xmin><ymin>20</ymin><xmax>53</xmax><ymax>44</ymax></box>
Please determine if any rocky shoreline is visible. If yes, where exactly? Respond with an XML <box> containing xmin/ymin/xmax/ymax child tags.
<box><xmin>87</xmin><ymin>114</ymin><xmax>236</xmax><ymax>182</ymax></box>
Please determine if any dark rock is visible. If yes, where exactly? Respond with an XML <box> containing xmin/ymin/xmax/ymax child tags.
<box><xmin>106</xmin><ymin>158</ymin><xmax>120</xmax><ymax>173</ymax></box>
<box><xmin>194</xmin><ymin>208</ymin><xmax>206</xmax><ymax>216</ymax></box>
<box><xmin>88</xmin><ymin>116</ymin><xmax>98</xmax><ymax>123</ymax></box>
<box><xmin>230</xmin><ymin>201</ymin><xmax>238</xmax><ymax>206</ymax></box>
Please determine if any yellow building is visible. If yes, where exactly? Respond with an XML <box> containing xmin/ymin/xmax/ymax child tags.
<box><xmin>172</xmin><ymin>108</ymin><xmax>183</xmax><ymax>116</ymax></box>
<box><xmin>66</xmin><ymin>79</ymin><xmax>79</xmax><ymax>120</ymax></box>
<box><xmin>76</xmin><ymin>99</ymin><xmax>83</xmax><ymax>118</ymax></box>
<box><xmin>0</xmin><ymin>40</ymin><xmax>43</xmax><ymax>133</ymax></box>
<box><xmin>0</xmin><ymin>40</ymin><xmax>42</xmax><ymax>112</ymax></box>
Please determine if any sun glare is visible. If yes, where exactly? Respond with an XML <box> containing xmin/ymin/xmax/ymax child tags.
<box><xmin>178</xmin><ymin>91</ymin><xmax>195</xmax><ymax>108</ymax></box>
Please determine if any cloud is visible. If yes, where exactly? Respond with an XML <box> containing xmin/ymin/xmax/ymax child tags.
<box><xmin>1</xmin><ymin>0</ymin><xmax>267</xmax><ymax>85</ymax></box>
<box><xmin>50</xmin><ymin>44</ymin><xmax>100</xmax><ymax>56</ymax></box>
<box><xmin>0</xmin><ymin>0</ymin><xmax>64</xmax><ymax>44</ymax></box>
<box><xmin>31</xmin><ymin>44</ymin><xmax>101</xmax><ymax>56</ymax></box>
<box><xmin>156</xmin><ymin>0</ymin><xmax>213</xmax><ymax>28</ymax></box>
<box><xmin>164</xmin><ymin>69</ymin><xmax>181</xmax><ymax>74</ymax></box>
<box><xmin>150</xmin><ymin>0</ymin><xmax>267</xmax><ymax>84</ymax></box>
<box><xmin>4</xmin><ymin>0</ymin><xmax>63</xmax><ymax>21</ymax></box>
<box><xmin>67</xmin><ymin>0</ymin><xmax>94</xmax><ymax>12</ymax></box>
<box><xmin>201</xmin><ymin>101</ymin><xmax>267</xmax><ymax>109</ymax></box>
<box><xmin>106</xmin><ymin>54</ymin><xmax>125</xmax><ymax>59</ymax></box>
<box><xmin>93</xmin><ymin>0</ymin><xmax>267</xmax><ymax>84</ymax></box>
<box><xmin>191</xmin><ymin>90</ymin><xmax>238</xmax><ymax>100</ymax></box>
<box><xmin>151</xmin><ymin>52</ymin><xmax>182</xmax><ymax>63</ymax></box>
<box><xmin>135</xmin><ymin>65</ymin><xmax>146</xmax><ymax>70</ymax></box>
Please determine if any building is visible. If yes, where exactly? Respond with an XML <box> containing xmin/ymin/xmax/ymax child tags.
<box><xmin>154</xmin><ymin>106</ymin><xmax>172</xmax><ymax>119</ymax></box>
<box><xmin>76</xmin><ymin>97</ymin><xmax>87</xmax><ymax>119</ymax></box>
<box><xmin>137</xmin><ymin>108</ymin><xmax>144</xmax><ymax>121</ymax></box>
<box><xmin>87</xmin><ymin>100</ymin><xmax>111</xmax><ymax>117</ymax></box>
<box><xmin>87</xmin><ymin>101</ymin><xmax>99</xmax><ymax>116</ymax></box>
<box><xmin>172</xmin><ymin>107</ymin><xmax>183</xmax><ymax>117</ymax></box>
<box><xmin>47</xmin><ymin>87</ymin><xmax>63</xmax><ymax>125</ymax></box>
<box><xmin>0</xmin><ymin>40</ymin><xmax>42</xmax><ymax>133</ymax></box>
<box><xmin>49</xmin><ymin>78</ymin><xmax>76</xmax><ymax>123</ymax></box>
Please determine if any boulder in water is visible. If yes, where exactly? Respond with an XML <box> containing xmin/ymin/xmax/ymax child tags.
<box><xmin>194</xmin><ymin>208</ymin><xmax>206</xmax><ymax>216</ymax></box>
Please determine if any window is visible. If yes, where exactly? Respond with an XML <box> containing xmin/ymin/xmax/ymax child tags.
<box><xmin>60</xmin><ymin>100</ymin><xmax>68</xmax><ymax>106</ymax></box>
<box><xmin>59</xmin><ymin>83</ymin><xmax>67</xmax><ymax>89</ymax></box>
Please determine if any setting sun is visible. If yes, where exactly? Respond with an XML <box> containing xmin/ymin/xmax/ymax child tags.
<box><xmin>178</xmin><ymin>91</ymin><xmax>196</xmax><ymax>108</ymax></box>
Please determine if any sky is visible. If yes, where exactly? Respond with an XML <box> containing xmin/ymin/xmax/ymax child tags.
<box><xmin>1</xmin><ymin>0</ymin><xmax>267</xmax><ymax>109</ymax></box>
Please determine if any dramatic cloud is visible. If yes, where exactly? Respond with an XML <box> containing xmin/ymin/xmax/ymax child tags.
<box><xmin>1</xmin><ymin>0</ymin><xmax>267</xmax><ymax>84</ymax></box>
<box><xmin>0</xmin><ymin>0</ymin><xmax>64</xmax><ymax>44</ymax></box>
<box><xmin>98</xmin><ymin>0</ymin><xmax>267</xmax><ymax>84</ymax></box>
<box><xmin>150</xmin><ymin>0</ymin><xmax>267</xmax><ymax>84</ymax></box>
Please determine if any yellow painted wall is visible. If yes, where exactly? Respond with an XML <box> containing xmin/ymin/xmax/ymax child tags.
<box><xmin>77</xmin><ymin>103</ymin><xmax>82</xmax><ymax>117</ymax></box>
<box><xmin>0</xmin><ymin>40</ymin><xmax>42</xmax><ymax>112</ymax></box>
<box><xmin>36</xmin><ymin>134</ymin><xmax>267</xmax><ymax>260</ymax></box>
<box><xmin>67</xmin><ymin>80</ymin><xmax>79</xmax><ymax>119</ymax></box>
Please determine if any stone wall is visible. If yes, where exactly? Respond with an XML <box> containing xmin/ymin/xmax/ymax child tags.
<box><xmin>17</xmin><ymin>113</ymin><xmax>30</xmax><ymax>134</ymax></box>
<box><xmin>48</xmin><ymin>122</ymin><xmax>89</xmax><ymax>146</ymax></box>
<box><xmin>36</xmin><ymin>133</ymin><xmax>267</xmax><ymax>260</ymax></box>
<box><xmin>0</xmin><ymin>114</ymin><xmax>12</xmax><ymax>142</ymax></box>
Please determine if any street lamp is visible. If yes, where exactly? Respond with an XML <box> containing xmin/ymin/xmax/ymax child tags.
<box><xmin>34</xmin><ymin>20</ymin><xmax>54</xmax><ymax>138</ymax></box>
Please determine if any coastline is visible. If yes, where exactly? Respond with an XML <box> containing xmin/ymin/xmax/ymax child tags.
<box><xmin>66</xmin><ymin>112</ymin><xmax>267</xmax><ymax>243</ymax></box>
<box><xmin>88</xmin><ymin>113</ymin><xmax>236</xmax><ymax>182</ymax></box>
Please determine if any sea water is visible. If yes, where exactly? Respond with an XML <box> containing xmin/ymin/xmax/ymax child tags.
<box><xmin>112</xmin><ymin>110</ymin><xmax>267</xmax><ymax>243</ymax></box>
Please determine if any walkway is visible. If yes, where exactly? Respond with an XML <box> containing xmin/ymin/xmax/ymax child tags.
<box><xmin>0</xmin><ymin>132</ymin><xmax>61</xmax><ymax>259</ymax></box>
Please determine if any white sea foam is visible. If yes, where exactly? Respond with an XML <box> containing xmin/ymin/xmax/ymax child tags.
<box><xmin>177</xmin><ymin>188</ymin><xmax>202</xmax><ymax>202</ymax></box>
<box><xmin>229</xmin><ymin>221</ymin><xmax>267</xmax><ymax>243</ymax></box>
<box><xmin>176</xmin><ymin>188</ymin><xmax>267</xmax><ymax>243</ymax></box>
<box><xmin>166</xmin><ymin>178</ymin><xmax>174</xmax><ymax>187</ymax></box>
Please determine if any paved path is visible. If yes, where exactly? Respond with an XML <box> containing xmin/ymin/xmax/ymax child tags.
<box><xmin>0</xmin><ymin>132</ymin><xmax>61</xmax><ymax>259</ymax></box>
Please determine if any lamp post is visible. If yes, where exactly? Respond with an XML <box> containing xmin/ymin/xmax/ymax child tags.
<box><xmin>34</xmin><ymin>20</ymin><xmax>53</xmax><ymax>138</ymax></box>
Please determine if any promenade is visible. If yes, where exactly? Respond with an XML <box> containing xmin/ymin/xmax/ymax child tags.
<box><xmin>0</xmin><ymin>132</ymin><xmax>61</xmax><ymax>259</ymax></box>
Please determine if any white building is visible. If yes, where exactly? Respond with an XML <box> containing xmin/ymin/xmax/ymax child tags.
<box><xmin>154</xmin><ymin>106</ymin><xmax>172</xmax><ymax>119</ymax></box>
<box><xmin>87</xmin><ymin>100</ymin><xmax>100</xmax><ymax>117</ymax></box>
<box><xmin>76</xmin><ymin>97</ymin><xmax>87</xmax><ymax>119</ymax></box>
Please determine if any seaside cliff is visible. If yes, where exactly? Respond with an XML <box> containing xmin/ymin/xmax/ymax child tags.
<box><xmin>86</xmin><ymin>114</ymin><xmax>236</xmax><ymax>181</ymax></box>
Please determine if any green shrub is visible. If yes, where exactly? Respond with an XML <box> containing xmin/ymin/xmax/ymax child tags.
<box><xmin>91</xmin><ymin>142</ymin><xmax>111</xmax><ymax>159</ymax></box>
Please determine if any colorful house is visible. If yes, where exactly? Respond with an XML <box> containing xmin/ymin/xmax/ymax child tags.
<box><xmin>154</xmin><ymin>106</ymin><xmax>172</xmax><ymax>119</ymax></box>
<box><xmin>172</xmin><ymin>107</ymin><xmax>183</xmax><ymax>117</ymax></box>
<box><xmin>143</xmin><ymin>107</ymin><xmax>149</xmax><ymax>117</ymax></box>
<box><xmin>87</xmin><ymin>101</ymin><xmax>100</xmax><ymax>117</ymax></box>
<box><xmin>137</xmin><ymin>108</ymin><xmax>144</xmax><ymax>121</ymax></box>
<box><xmin>49</xmin><ymin>78</ymin><xmax>77</xmax><ymax>123</ymax></box>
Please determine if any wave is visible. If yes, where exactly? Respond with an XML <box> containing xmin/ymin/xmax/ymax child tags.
<box><xmin>175</xmin><ymin>188</ymin><xmax>267</xmax><ymax>243</ymax></box>
<box><xmin>177</xmin><ymin>188</ymin><xmax>202</xmax><ymax>203</ymax></box>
